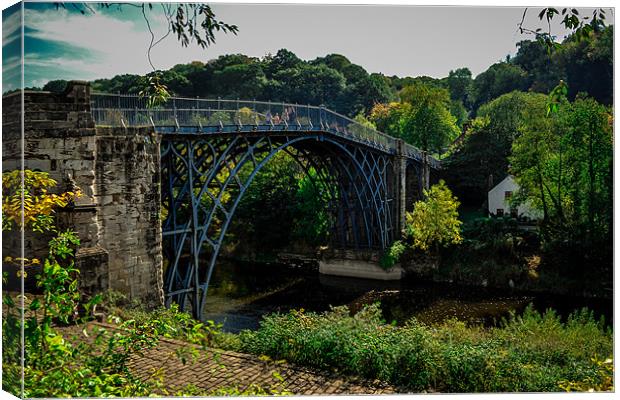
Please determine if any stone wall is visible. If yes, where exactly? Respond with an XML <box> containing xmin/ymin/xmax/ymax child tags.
<box><xmin>1</xmin><ymin>82</ymin><xmax>163</xmax><ymax>307</ymax></box>
<box><xmin>94</xmin><ymin>127</ymin><xmax>164</xmax><ymax>306</ymax></box>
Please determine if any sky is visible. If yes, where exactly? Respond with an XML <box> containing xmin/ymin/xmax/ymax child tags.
<box><xmin>1</xmin><ymin>2</ymin><xmax>608</xmax><ymax>92</ymax></box>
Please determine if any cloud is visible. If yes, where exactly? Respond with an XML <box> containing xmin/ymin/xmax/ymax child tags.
<box><xmin>21</xmin><ymin>5</ymin><xmax>173</xmax><ymax>86</ymax></box>
<box><xmin>2</xmin><ymin>5</ymin><xmax>21</xmax><ymax>45</ymax></box>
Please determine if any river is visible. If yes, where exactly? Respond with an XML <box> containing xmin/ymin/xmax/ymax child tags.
<box><xmin>202</xmin><ymin>260</ymin><xmax>612</xmax><ymax>333</ymax></box>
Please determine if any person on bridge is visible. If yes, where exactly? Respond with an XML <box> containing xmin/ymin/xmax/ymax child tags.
<box><xmin>282</xmin><ymin>108</ymin><xmax>289</xmax><ymax>123</ymax></box>
<box><xmin>289</xmin><ymin>107</ymin><xmax>297</xmax><ymax>124</ymax></box>
<box><xmin>265</xmin><ymin>110</ymin><xmax>272</xmax><ymax>125</ymax></box>
<box><xmin>273</xmin><ymin>113</ymin><xmax>281</xmax><ymax>125</ymax></box>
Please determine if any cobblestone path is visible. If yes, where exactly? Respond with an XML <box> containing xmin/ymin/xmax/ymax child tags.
<box><xmin>60</xmin><ymin>322</ymin><xmax>398</xmax><ymax>395</ymax></box>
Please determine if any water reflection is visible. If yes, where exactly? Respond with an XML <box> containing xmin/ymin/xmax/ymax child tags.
<box><xmin>203</xmin><ymin>260</ymin><xmax>612</xmax><ymax>333</ymax></box>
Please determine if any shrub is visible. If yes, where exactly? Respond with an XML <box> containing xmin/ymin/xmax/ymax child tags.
<box><xmin>238</xmin><ymin>304</ymin><xmax>612</xmax><ymax>392</ymax></box>
<box><xmin>379</xmin><ymin>240</ymin><xmax>407</xmax><ymax>269</ymax></box>
<box><xmin>405</xmin><ymin>180</ymin><xmax>463</xmax><ymax>253</ymax></box>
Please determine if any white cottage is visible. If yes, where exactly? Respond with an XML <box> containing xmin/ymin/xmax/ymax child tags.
<box><xmin>488</xmin><ymin>175</ymin><xmax>540</xmax><ymax>220</ymax></box>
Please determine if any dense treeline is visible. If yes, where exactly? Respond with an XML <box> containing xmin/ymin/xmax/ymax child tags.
<box><xmin>42</xmin><ymin>25</ymin><xmax>612</xmax><ymax>120</ymax></box>
<box><xmin>40</xmin><ymin>25</ymin><xmax>613</xmax><ymax>273</ymax></box>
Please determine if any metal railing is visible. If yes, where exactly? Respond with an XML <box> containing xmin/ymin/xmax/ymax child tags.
<box><xmin>91</xmin><ymin>92</ymin><xmax>436</xmax><ymax>164</ymax></box>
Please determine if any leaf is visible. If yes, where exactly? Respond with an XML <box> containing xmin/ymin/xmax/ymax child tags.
<box><xmin>29</xmin><ymin>298</ymin><xmax>41</xmax><ymax>311</ymax></box>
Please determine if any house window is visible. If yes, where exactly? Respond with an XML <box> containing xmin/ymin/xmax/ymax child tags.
<box><xmin>504</xmin><ymin>191</ymin><xmax>513</xmax><ymax>200</ymax></box>
<box><xmin>496</xmin><ymin>209</ymin><xmax>504</xmax><ymax>216</ymax></box>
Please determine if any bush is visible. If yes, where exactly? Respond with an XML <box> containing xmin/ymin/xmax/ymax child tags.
<box><xmin>379</xmin><ymin>240</ymin><xmax>406</xmax><ymax>269</ymax></box>
<box><xmin>100</xmin><ymin>291</ymin><xmax>243</xmax><ymax>353</ymax></box>
<box><xmin>238</xmin><ymin>304</ymin><xmax>612</xmax><ymax>392</ymax></box>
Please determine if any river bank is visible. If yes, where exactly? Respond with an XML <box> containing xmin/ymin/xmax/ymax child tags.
<box><xmin>202</xmin><ymin>259</ymin><xmax>613</xmax><ymax>333</ymax></box>
<box><xmin>98</xmin><ymin>294</ymin><xmax>613</xmax><ymax>394</ymax></box>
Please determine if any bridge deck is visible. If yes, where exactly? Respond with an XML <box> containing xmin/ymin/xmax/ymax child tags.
<box><xmin>90</xmin><ymin>93</ymin><xmax>440</xmax><ymax>169</ymax></box>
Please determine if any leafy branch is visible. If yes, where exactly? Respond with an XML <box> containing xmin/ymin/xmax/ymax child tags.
<box><xmin>517</xmin><ymin>7</ymin><xmax>609</xmax><ymax>52</ymax></box>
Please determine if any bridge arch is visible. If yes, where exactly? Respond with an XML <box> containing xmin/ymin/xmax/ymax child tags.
<box><xmin>161</xmin><ymin>133</ymin><xmax>393</xmax><ymax>317</ymax></box>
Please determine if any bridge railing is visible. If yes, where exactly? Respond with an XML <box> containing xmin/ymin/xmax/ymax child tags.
<box><xmin>91</xmin><ymin>93</ymin><xmax>406</xmax><ymax>154</ymax></box>
<box><xmin>402</xmin><ymin>143</ymin><xmax>441</xmax><ymax>169</ymax></box>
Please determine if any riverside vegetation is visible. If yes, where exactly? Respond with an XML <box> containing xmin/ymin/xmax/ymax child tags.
<box><xmin>1</xmin><ymin>171</ymin><xmax>288</xmax><ymax>397</ymax></box>
<box><xmin>100</xmin><ymin>293</ymin><xmax>614</xmax><ymax>393</ymax></box>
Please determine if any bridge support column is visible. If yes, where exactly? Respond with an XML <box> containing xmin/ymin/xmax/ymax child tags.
<box><xmin>394</xmin><ymin>139</ymin><xmax>407</xmax><ymax>234</ymax></box>
<box><xmin>422</xmin><ymin>151</ymin><xmax>431</xmax><ymax>191</ymax></box>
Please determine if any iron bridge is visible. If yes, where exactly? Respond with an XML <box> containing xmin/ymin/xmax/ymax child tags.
<box><xmin>91</xmin><ymin>93</ymin><xmax>439</xmax><ymax>318</ymax></box>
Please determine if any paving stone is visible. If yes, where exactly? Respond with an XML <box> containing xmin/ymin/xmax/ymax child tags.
<box><xmin>59</xmin><ymin>321</ymin><xmax>399</xmax><ymax>395</ymax></box>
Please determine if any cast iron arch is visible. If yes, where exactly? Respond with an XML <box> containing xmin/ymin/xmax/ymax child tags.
<box><xmin>160</xmin><ymin>133</ymin><xmax>393</xmax><ymax>318</ymax></box>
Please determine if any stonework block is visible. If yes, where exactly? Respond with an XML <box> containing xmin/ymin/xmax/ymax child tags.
<box><xmin>2</xmin><ymin>82</ymin><xmax>164</xmax><ymax>308</ymax></box>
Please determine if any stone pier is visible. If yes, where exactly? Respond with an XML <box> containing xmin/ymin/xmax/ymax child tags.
<box><xmin>318</xmin><ymin>248</ymin><xmax>404</xmax><ymax>280</ymax></box>
<box><xmin>1</xmin><ymin>82</ymin><xmax>164</xmax><ymax>307</ymax></box>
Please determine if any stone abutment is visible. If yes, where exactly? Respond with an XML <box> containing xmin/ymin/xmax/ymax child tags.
<box><xmin>2</xmin><ymin>82</ymin><xmax>164</xmax><ymax>307</ymax></box>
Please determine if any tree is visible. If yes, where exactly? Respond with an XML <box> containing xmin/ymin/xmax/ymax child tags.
<box><xmin>273</xmin><ymin>64</ymin><xmax>346</xmax><ymax>109</ymax></box>
<box><xmin>369</xmin><ymin>102</ymin><xmax>410</xmax><ymax>138</ymax></box>
<box><xmin>443</xmin><ymin>91</ymin><xmax>548</xmax><ymax>206</ymax></box>
<box><xmin>91</xmin><ymin>74</ymin><xmax>144</xmax><ymax>94</ymax></box>
<box><xmin>555</xmin><ymin>26</ymin><xmax>613</xmax><ymax>105</ymax></box>
<box><xmin>404</xmin><ymin>180</ymin><xmax>462</xmax><ymax>253</ymax></box>
<box><xmin>230</xmin><ymin>152</ymin><xmax>300</xmax><ymax>253</ymax></box>
<box><xmin>512</xmin><ymin>40</ymin><xmax>561</xmax><ymax>94</ymax></box>
<box><xmin>293</xmin><ymin>168</ymin><xmax>330</xmax><ymax>247</ymax></box>
<box><xmin>517</xmin><ymin>7</ymin><xmax>609</xmax><ymax>52</ymax></box>
<box><xmin>511</xmin><ymin>26</ymin><xmax>613</xmax><ymax>105</ymax></box>
<box><xmin>399</xmin><ymin>83</ymin><xmax>460</xmax><ymax>154</ymax></box>
<box><xmin>471</xmin><ymin>63</ymin><xmax>528</xmax><ymax>112</ymax></box>
<box><xmin>509</xmin><ymin>96</ymin><xmax>559</xmax><ymax>224</ymax></box>
<box><xmin>211</xmin><ymin>63</ymin><xmax>268</xmax><ymax>100</ymax></box>
<box><xmin>42</xmin><ymin>80</ymin><xmax>68</xmax><ymax>93</ymax></box>
<box><xmin>510</xmin><ymin>94</ymin><xmax>612</xmax><ymax>243</ymax></box>
<box><xmin>449</xmin><ymin>100</ymin><xmax>468</xmax><ymax>128</ymax></box>
<box><xmin>311</xmin><ymin>53</ymin><xmax>351</xmax><ymax>73</ymax></box>
<box><xmin>264</xmin><ymin>49</ymin><xmax>303</xmax><ymax>79</ymax></box>
<box><xmin>447</xmin><ymin>68</ymin><xmax>473</xmax><ymax>109</ymax></box>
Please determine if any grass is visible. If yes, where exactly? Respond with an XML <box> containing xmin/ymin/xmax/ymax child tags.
<box><xmin>100</xmin><ymin>291</ymin><xmax>613</xmax><ymax>393</ymax></box>
<box><xmin>235</xmin><ymin>304</ymin><xmax>612</xmax><ymax>393</ymax></box>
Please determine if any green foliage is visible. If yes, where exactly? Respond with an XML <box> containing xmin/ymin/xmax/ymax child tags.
<box><xmin>547</xmin><ymin>80</ymin><xmax>568</xmax><ymax>116</ymax></box>
<box><xmin>443</xmin><ymin>91</ymin><xmax>548</xmax><ymax>205</ymax></box>
<box><xmin>139</xmin><ymin>73</ymin><xmax>171</xmax><ymax>108</ymax></box>
<box><xmin>239</xmin><ymin>304</ymin><xmax>612</xmax><ymax>392</ymax></box>
<box><xmin>231</xmin><ymin>152</ymin><xmax>302</xmax><ymax>253</ymax></box>
<box><xmin>398</xmin><ymin>83</ymin><xmax>460</xmax><ymax>153</ymax></box>
<box><xmin>379</xmin><ymin>240</ymin><xmax>406</xmax><ymax>270</ymax></box>
<box><xmin>510</xmin><ymin>95</ymin><xmax>612</xmax><ymax>247</ymax></box>
<box><xmin>292</xmin><ymin>168</ymin><xmax>331</xmax><ymax>247</ymax></box>
<box><xmin>369</xmin><ymin>102</ymin><xmax>409</xmax><ymax>137</ymax></box>
<box><xmin>558</xmin><ymin>356</ymin><xmax>614</xmax><ymax>392</ymax></box>
<box><xmin>223</xmin><ymin>152</ymin><xmax>332</xmax><ymax>256</ymax></box>
<box><xmin>471</xmin><ymin>62</ymin><xmax>528</xmax><ymax>112</ymax></box>
<box><xmin>447</xmin><ymin>68</ymin><xmax>473</xmax><ymax>108</ymax></box>
<box><xmin>404</xmin><ymin>181</ymin><xmax>462</xmax><ymax>253</ymax></box>
<box><xmin>367</xmin><ymin>83</ymin><xmax>460</xmax><ymax>154</ymax></box>
<box><xmin>100</xmin><ymin>292</ymin><xmax>242</xmax><ymax>353</ymax></box>
<box><xmin>43</xmin><ymin>79</ymin><xmax>68</xmax><ymax>93</ymax></box>
<box><xmin>2</xmin><ymin>169</ymin><xmax>81</xmax><ymax>234</ymax></box>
